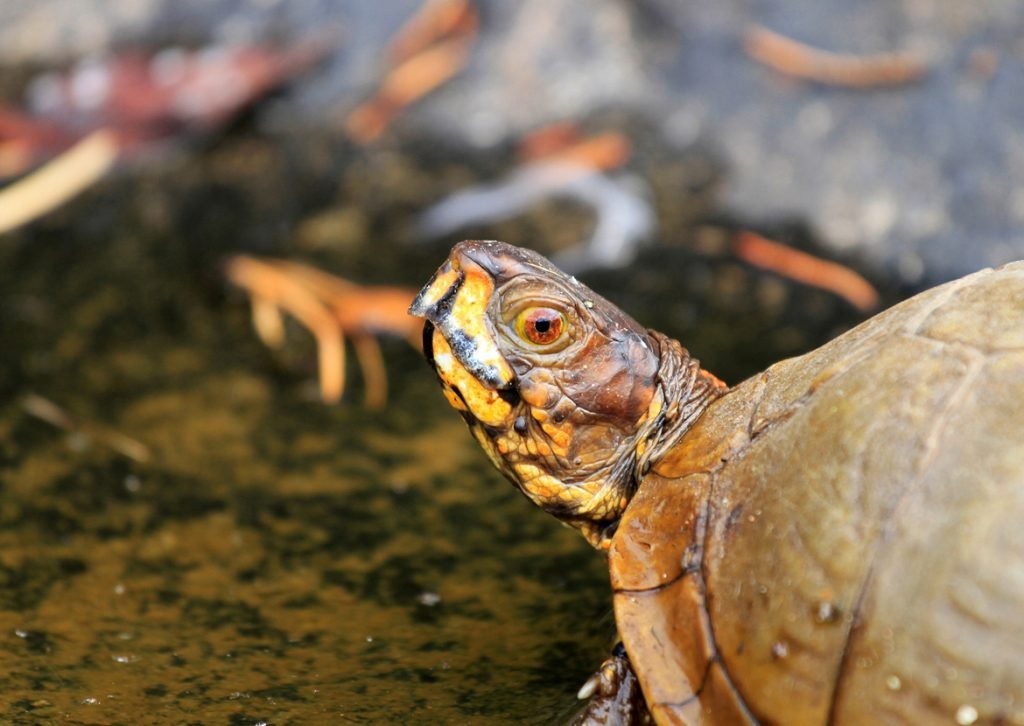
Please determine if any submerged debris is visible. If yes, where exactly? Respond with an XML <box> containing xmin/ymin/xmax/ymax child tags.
<box><xmin>21</xmin><ymin>392</ymin><xmax>151</xmax><ymax>462</ymax></box>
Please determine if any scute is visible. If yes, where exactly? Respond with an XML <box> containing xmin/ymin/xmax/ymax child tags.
<box><xmin>610</xmin><ymin>262</ymin><xmax>1024</xmax><ymax>724</ymax></box>
<box><xmin>829</xmin><ymin>349</ymin><xmax>1024</xmax><ymax>724</ymax></box>
<box><xmin>916</xmin><ymin>264</ymin><xmax>1024</xmax><ymax>350</ymax></box>
<box><xmin>706</xmin><ymin>334</ymin><xmax>975</xmax><ymax>723</ymax></box>
<box><xmin>749</xmin><ymin>262</ymin><xmax>1020</xmax><ymax>427</ymax></box>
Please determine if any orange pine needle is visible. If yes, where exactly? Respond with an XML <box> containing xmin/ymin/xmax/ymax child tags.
<box><xmin>387</xmin><ymin>0</ymin><xmax>478</xmax><ymax>65</ymax></box>
<box><xmin>271</xmin><ymin>259</ymin><xmax>418</xmax><ymax>340</ymax></box>
<box><xmin>225</xmin><ymin>256</ymin><xmax>346</xmax><ymax>403</ymax></box>
<box><xmin>733</xmin><ymin>231</ymin><xmax>880</xmax><ymax>312</ymax></box>
<box><xmin>345</xmin><ymin>0</ymin><xmax>477</xmax><ymax>144</ymax></box>
<box><xmin>345</xmin><ymin>36</ymin><xmax>473</xmax><ymax>144</ymax></box>
<box><xmin>540</xmin><ymin>131</ymin><xmax>632</xmax><ymax>172</ymax></box>
<box><xmin>226</xmin><ymin>255</ymin><xmax>420</xmax><ymax>407</ymax></box>
<box><xmin>516</xmin><ymin>124</ymin><xmax>632</xmax><ymax>173</ymax></box>
<box><xmin>744</xmin><ymin>26</ymin><xmax>927</xmax><ymax>88</ymax></box>
<box><xmin>517</xmin><ymin>122</ymin><xmax>581</xmax><ymax>161</ymax></box>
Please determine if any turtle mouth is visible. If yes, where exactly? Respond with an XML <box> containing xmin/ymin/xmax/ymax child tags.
<box><xmin>419</xmin><ymin>319</ymin><xmax>520</xmax><ymax>428</ymax></box>
<box><xmin>410</xmin><ymin>252</ymin><xmax>522</xmax><ymax>428</ymax></box>
<box><xmin>409</xmin><ymin>253</ymin><xmax>516</xmax><ymax>391</ymax></box>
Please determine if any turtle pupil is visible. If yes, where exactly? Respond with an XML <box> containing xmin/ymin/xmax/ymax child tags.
<box><xmin>516</xmin><ymin>306</ymin><xmax>565</xmax><ymax>346</ymax></box>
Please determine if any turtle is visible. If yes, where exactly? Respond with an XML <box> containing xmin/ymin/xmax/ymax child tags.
<box><xmin>408</xmin><ymin>240</ymin><xmax>1024</xmax><ymax>725</ymax></box>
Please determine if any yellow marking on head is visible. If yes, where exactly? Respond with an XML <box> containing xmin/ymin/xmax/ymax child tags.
<box><xmin>513</xmin><ymin>458</ymin><xmax>618</xmax><ymax>520</ymax></box>
<box><xmin>520</xmin><ymin>384</ymin><xmax>549</xmax><ymax>408</ymax></box>
<box><xmin>515</xmin><ymin>462</ymin><xmax>544</xmax><ymax>481</ymax></box>
<box><xmin>513</xmin><ymin>465</ymin><xmax>561</xmax><ymax>502</ymax></box>
<box><xmin>568</xmin><ymin>479</ymin><xmax>619</xmax><ymax>520</ymax></box>
<box><xmin>471</xmin><ymin>425</ymin><xmax>506</xmax><ymax>471</ymax></box>
<box><xmin>442</xmin><ymin>387</ymin><xmax>468</xmax><ymax>412</ymax></box>
<box><xmin>530</xmin><ymin>408</ymin><xmax>548</xmax><ymax>422</ymax></box>
<box><xmin>510</xmin><ymin>462</ymin><xmax>583</xmax><ymax>510</ymax></box>
<box><xmin>414</xmin><ymin>265</ymin><xmax>461</xmax><ymax>311</ymax></box>
<box><xmin>540</xmin><ymin>422</ymin><xmax>571</xmax><ymax>453</ymax></box>
<box><xmin>445</xmin><ymin>266</ymin><xmax>515</xmax><ymax>386</ymax></box>
<box><xmin>432</xmin><ymin>329</ymin><xmax>511</xmax><ymax>427</ymax></box>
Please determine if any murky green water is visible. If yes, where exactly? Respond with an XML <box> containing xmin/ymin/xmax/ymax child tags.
<box><xmin>0</xmin><ymin>128</ymin><xmax>876</xmax><ymax>724</ymax></box>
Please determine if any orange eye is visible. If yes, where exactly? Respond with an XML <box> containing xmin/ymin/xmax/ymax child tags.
<box><xmin>515</xmin><ymin>307</ymin><xmax>567</xmax><ymax>346</ymax></box>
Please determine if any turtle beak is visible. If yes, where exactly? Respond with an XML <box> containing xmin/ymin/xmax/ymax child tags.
<box><xmin>409</xmin><ymin>253</ymin><xmax>515</xmax><ymax>390</ymax></box>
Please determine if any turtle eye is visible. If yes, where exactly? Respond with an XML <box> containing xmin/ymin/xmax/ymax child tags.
<box><xmin>514</xmin><ymin>306</ymin><xmax>567</xmax><ymax>347</ymax></box>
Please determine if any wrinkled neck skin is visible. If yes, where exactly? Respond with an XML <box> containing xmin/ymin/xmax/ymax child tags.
<box><xmin>552</xmin><ymin>329</ymin><xmax>723</xmax><ymax>548</ymax></box>
<box><xmin>501</xmin><ymin>325</ymin><xmax>720</xmax><ymax>544</ymax></box>
<box><xmin>633</xmin><ymin>331</ymin><xmax>724</xmax><ymax>497</ymax></box>
<box><xmin>411</xmin><ymin>240</ymin><xmax>727</xmax><ymax>550</ymax></box>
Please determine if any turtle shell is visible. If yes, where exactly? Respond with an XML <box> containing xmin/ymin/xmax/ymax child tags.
<box><xmin>609</xmin><ymin>262</ymin><xmax>1024</xmax><ymax>724</ymax></box>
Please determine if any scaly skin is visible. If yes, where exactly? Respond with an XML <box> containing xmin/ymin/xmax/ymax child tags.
<box><xmin>409</xmin><ymin>239</ymin><xmax>723</xmax><ymax>546</ymax></box>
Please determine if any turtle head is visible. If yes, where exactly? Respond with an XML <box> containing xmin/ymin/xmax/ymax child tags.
<box><xmin>410</xmin><ymin>240</ymin><xmax>663</xmax><ymax>546</ymax></box>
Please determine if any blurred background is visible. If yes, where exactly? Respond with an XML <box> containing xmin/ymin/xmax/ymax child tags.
<box><xmin>0</xmin><ymin>1</ymin><xmax>1021</xmax><ymax>722</ymax></box>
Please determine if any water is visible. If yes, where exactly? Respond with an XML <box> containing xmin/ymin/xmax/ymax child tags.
<box><xmin>0</xmin><ymin>402</ymin><xmax>611</xmax><ymax>723</ymax></box>
<box><xmin>0</xmin><ymin>132</ymin><xmax>614</xmax><ymax>724</ymax></box>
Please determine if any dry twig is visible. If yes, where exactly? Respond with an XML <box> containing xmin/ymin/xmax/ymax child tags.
<box><xmin>744</xmin><ymin>26</ymin><xmax>928</xmax><ymax>88</ymax></box>
<box><xmin>733</xmin><ymin>231</ymin><xmax>880</xmax><ymax>312</ymax></box>
<box><xmin>0</xmin><ymin>130</ymin><xmax>119</xmax><ymax>235</ymax></box>
<box><xmin>344</xmin><ymin>0</ymin><xmax>478</xmax><ymax>143</ymax></box>
<box><xmin>388</xmin><ymin>0</ymin><xmax>478</xmax><ymax>64</ymax></box>
<box><xmin>226</xmin><ymin>256</ymin><xmax>419</xmax><ymax>408</ymax></box>
<box><xmin>22</xmin><ymin>393</ymin><xmax>151</xmax><ymax>461</ymax></box>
